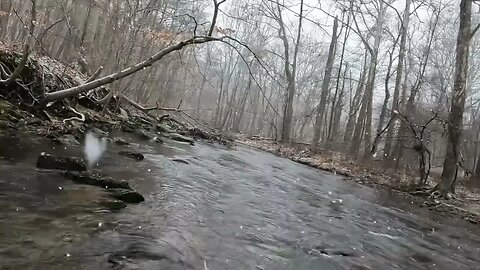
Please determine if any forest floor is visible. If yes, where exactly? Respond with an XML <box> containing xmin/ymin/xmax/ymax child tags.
<box><xmin>237</xmin><ymin>137</ymin><xmax>480</xmax><ymax>225</ymax></box>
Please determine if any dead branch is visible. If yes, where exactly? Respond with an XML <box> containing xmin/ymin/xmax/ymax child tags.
<box><xmin>396</xmin><ymin>111</ymin><xmax>439</xmax><ymax>186</ymax></box>
<box><xmin>470</xmin><ymin>23</ymin><xmax>480</xmax><ymax>40</ymax></box>
<box><xmin>40</xmin><ymin>36</ymin><xmax>222</xmax><ymax>104</ymax></box>
<box><xmin>119</xmin><ymin>94</ymin><xmax>186</xmax><ymax>113</ymax></box>
<box><xmin>86</xmin><ymin>66</ymin><xmax>103</xmax><ymax>83</ymax></box>
<box><xmin>371</xmin><ymin>112</ymin><xmax>396</xmax><ymax>155</ymax></box>
<box><xmin>38</xmin><ymin>17</ymin><xmax>65</xmax><ymax>45</ymax></box>
<box><xmin>63</xmin><ymin>107</ymin><xmax>85</xmax><ymax>123</ymax></box>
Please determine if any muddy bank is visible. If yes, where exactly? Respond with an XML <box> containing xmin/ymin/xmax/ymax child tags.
<box><xmin>238</xmin><ymin>137</ymin><xmax>480</xmax><ymax>225</ymax></box>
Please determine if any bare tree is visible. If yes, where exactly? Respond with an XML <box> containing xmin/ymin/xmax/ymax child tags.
<box><xmin>384</xmin><ymin>0</ymin><xmax>412</xmax><ymax>158</ymax></box>
<box><xmin>311</xmin><ymin>16</ymin><xmax>339</xmax><ymax>150</ymax></box>
<box><xmin>437</xmin><ymin>0</ymin><xmax>477</xmax><ymax>195</ymax></box>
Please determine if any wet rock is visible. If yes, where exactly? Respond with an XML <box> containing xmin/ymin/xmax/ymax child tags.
<box><xmin>307</xmin><ymin>245</ymin><xmax>356</xmax><ymax>257</ymax></box>
<box><xmin>36</xmin><ymin>153</ymin><xmax>86</xmax><ymax>171</ymax></box>
<box><xmin>52</xmin><ymin>134</ymin><xmax>80</xmax><ymax>146</ymax></box>
<box><xmin>107</xmin><ymin>253</ymin><xmax>129</xmax><ymax>266</ymax></box>
<box><xmin>118</xmin><ymin>151</ymin><xmax>144</xmax><ymax>161</ymax></box>
<box><xmin>135</xmin><ymin>129</ymin><xmax>151</xmax><ymax>140</ymax></box>
<box><xmin>165</xmin><ymin>133</ymin><xmax>195</xmax><ymax>144</ymax></box>
<box><xmin>153</xmin><ymin>136</ymin><xmax>163</xmax><ymax>143</ymax></box>
<box><xmin>98</xmin><ymin>199</ymin><xmax>128</xmax><ymax>210</ymax></box>
<box><xmin>322</xmin><ymin>249</ymin><xmax>355</xmax><ymax>257</ymax></box>
<box><xmin>172</xmin><ymin>159</ymin><xmax>189</xmax><ymax>165</ymax></box>
<box><xmin>156</xmin><ymin>123</ymin><xmax>174</xmax><ymax>133</ymax></box>
<box><xmin>108</xmin><ymin>189</ymin><xmax>145</xmax><ymax>203</ymax></box>
<box><xmin>114</xmin><ymin>138</ymin><xmax>130</xmax><ymax>145</ymax></box>
<box><xmin>410</xmin><ymin>252</ymin><xmax>433</xmax><ymax>263</ymax></box>
<box><xmin>62</xmin><ymin>171</ymin><xmax>131</xmax><ymax>189</ymax></box>
<box><xmin>110</xmin><ymin>243</ymin><xmax>168</xmax><ymax>261</ymax></box>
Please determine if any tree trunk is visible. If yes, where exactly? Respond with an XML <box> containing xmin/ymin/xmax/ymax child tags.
<box><xmin>279</xmin><ymin>0</ymin><xmax>303</xmax><ymax>143</ymax></box>
<box><xmin>344</xmin><ymin>53</ymin><xmax>367</xmax><ymax>143</ymax></box>
<box><xmin>384</xmin><ymin>0</ymin><xmax>411</xmax><ymax>158</ymax></box>
<box><xmin>311</xmin><ymin>16</ymin><xmax>339</xmax><ymax>150</ymax></box>
<box><xmin>328</xmin><ymin>11</ymin><xmax>350</xmax><ymax>141</ymax></box>
<box><xmin>0</xmin><ymin>0</ymin><xmax>12</xmax><ymax>39</ymax></box>
<box><xmin>371</xmin><ymin>49</ymin><xmax>395</xmax><ymax>156</ymax></box>
<box><xmin>438</xmin><ymin>0</ymin><xmax>473</xmax><ymax>195</ymax></box>
<box><xmin>331</xmin><ymin>66</ymin><xmax>348</xmax><ymax>140</ymax></box>
<box><xmin>350</xmin><ymin>77</ymin><xmax>368</xmax><ymax>156</ymax></box>
<box><xmin>42</xmin><ymin>36</ymin><xmax>219</xmax><ymax>103</ymax></box>
<box><xmin>362</xmin><ymin>0</ymin><xmax>385</xmax><ymax>159</ymax></box>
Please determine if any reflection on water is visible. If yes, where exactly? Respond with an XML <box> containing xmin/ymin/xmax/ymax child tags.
<box><xmin>1</xmin><ymin>133</ymin><xmax>480</xmax><ymax>270</ymax></box>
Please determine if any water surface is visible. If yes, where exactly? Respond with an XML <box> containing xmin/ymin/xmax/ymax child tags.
<box><xmin>1</xmin><ymin>133</ymin><xmax>480</xmax><ymax>269</ymax></box>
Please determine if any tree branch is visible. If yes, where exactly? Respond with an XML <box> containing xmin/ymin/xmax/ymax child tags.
<box><xmin>85</xmin><ymin>66</ymin><xmax>103</xmax><ymax>83</ymax></box>
<box><xmin>470</xmin><ymin>23</ymin><xmax>480</xmax><ymax>40</ymax></box>
<box><xmin>208</xmin><ymin>0</ymin><xmax>227</xmax><ymax>36</ymax></box>
<box><xmin>40</xmin><ymin>36</ymin><xmax>222</xmax><ymax>103</ymax></box>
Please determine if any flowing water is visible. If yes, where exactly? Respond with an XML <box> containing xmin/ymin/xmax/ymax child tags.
<box><xmin>1</xmin><ymin>132</ymin><xmax>480</xmax><ymax>270</ymax></box>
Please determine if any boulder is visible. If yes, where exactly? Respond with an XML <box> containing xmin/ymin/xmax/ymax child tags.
<box><xmin>62</xmin><ymin>171</ymin><xmax>131</xmax><ymax>189</ymax></box>
<box><xmin>108</xmin><ymin>189</ymin><xmax>145</xmax><ymax>203</ymax></box>
<box><xmin>36</xmin><ymin>153</ymin><xmax>86</xmax><ymax>171</ymax></box>
<box><xmin>118</xmin><ymin>151</ymin><xmax>144</xmax><ymax>161</ymax></box>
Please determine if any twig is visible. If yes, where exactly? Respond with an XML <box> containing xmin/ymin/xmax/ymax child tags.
<box><xmin>62</xmin><ymin>107</ymin><xmax>85</xmax><ymax>123</ymax></box>
<box><xmin>86</xmin><ymin>66</ymin><xmax>103</xmax><ymax>83</ymax></box>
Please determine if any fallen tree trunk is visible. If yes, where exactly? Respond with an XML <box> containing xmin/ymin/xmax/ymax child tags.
<box><xmin>40</xmin><ymin>36</ymin><xmax>221</xmax><ymax>104</ymax></box>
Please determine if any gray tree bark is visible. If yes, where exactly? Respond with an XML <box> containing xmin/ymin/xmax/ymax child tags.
<box><xmin>439</xmin><ymin>0</ymin><xmax>473</xmax><ymax>195</ymax></box>
<box><xmin>311</xmin><ymin>16</ymin><xmax>339</xmax><ymax>150</ymax></box>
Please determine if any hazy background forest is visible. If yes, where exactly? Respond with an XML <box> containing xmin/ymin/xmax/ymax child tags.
<box><xmin>1</xmin><ymin>0</ymin><xmax>480</xmax><ymax>193</ymax></box>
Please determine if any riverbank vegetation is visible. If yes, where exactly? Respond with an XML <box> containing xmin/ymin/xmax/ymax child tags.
<box><xmin>1</xmin><ymin>0</ymin><xmax>480</xmax><ymax>221</ymax></box>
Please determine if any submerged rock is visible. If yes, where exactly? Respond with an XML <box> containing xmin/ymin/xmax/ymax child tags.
<box><xmin>36</xmin><ymin>153</ymin><xmax>86</xmax><ymax>171</ymax></box>
<box><xmin>114</xmin><ymin>138</ymin><xmax>130</xmax><ymax>145</ymax></box>
<box><xmin>172</xmin><ymin>159</ymin><xmax>189</xmax><ymax>165</ymax></box>
<box><xmin>152</xmin><ymin>136</ymin><xmax>163</xmax><ymax>143</ymax></box>
<box><xmin>118</xmin><ymin>151</ymin><xmax>144</xmax><ymax>161</ymax></box>
<box><xmin>108</xmin><ymin>189</ymin><xmax>145</xmax><ymax>203</ymax></box>
<box><xmin>62</xmin><ymin>171</ymin><xmax>131</xmax><ymax>189</ymax></box>
<box><xmin>98</xmin><ymin>199</ymin><xmax>128</xmax><ymax>210</ymax></box>
<box><xmin>307</xmin><ymin>245</ymin><xmax>356</xmax><ymax>257</ymax></box>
